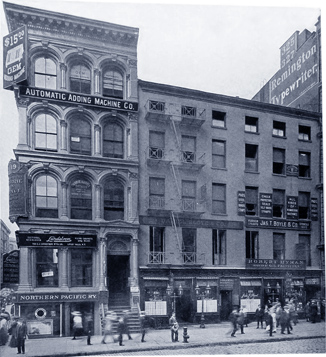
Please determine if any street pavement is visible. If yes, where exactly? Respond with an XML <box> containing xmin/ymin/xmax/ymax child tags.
<box><xmin>1</xmin><ymin>320</ymin><xmax>325</xmax><ymax>357</ymax></box>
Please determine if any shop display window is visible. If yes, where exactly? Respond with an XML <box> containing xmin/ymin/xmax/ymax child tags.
<box><xmin>71</xmin><ymin>249</ymin><xmax>93</xmax><ymax>287</ymax></box>
<box><xmin>196</xmin><ymin>285</ymin><xmax>218</xmax><ymax>313</ymax></box>
<box><xmin>144</xmin><ymin>287</ymin><xmax>167</xmax><ymax>316</ymax></box>
<box><xmin>36</xmin><ymin>249</ymin><xmax>58</xmax><ymax>287</ymax></box>
<box><xmin>240</xmin><ymin>281</ymin><xmax>261</xmax><ymax>313</ymax></box>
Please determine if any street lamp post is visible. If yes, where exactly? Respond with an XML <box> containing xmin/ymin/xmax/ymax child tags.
<box><xmin>166</xmin><ymin>284</ymin><xmax>183</xmax><ymax>315</ymax></box>
<box><xmin>195</xmin><ymin>283</ymin><xmax>211</xmax><ymax>328</ymax></box>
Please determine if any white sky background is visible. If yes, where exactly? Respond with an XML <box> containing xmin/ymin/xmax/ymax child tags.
<box><xmin>0</xmin><ymin>0</ymin><xmax>323</xmax><ymax>235</ymax></box>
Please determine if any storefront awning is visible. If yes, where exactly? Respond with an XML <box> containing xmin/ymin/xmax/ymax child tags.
<box><xmin>240</xmin><ymin>280</ymin><xmax>262</xmax><ymax>286</ymax></box>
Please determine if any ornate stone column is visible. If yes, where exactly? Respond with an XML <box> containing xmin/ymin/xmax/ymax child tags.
<box><xmin>94</xmin><ymin>69</ymin><xmax>100</xmax><ymax>94</ymax></box>
<box><xmin>94</xmin><ymin>124</ymin><xmax>101</xmax><ymax>156</ymax></box>
<box><xmin>60</xmin><ymin>63</ymin><xmax>67</xmax><ymax>89</ymax></box>
<box><xmin>18</xmin><ymin>248</ymin><xmax>32</xmax><ymax>291</ymax></box>
<box><xmin>95</xmin><ymin>184</ymin><xmax>101</xmax><ymax>220</ymax></box>
<box><xmin>60</xmin><ymin>121</ymin><xmax>67</xmax><ymax>152</ymax></box>
<box><xmin>15</xmin><ymin>95</ymin><xmax>29</xmax><ymax>150</ymax></box>
<box><xmin>61</xmin><ymin>248</ymin><xmax>69</xmax><ymax>290</ymax></box>
<box><xmin>99</xmin><ymin>237</ymin><xmax>107</xmax><ymax>291</ymax></box>
<box><xmin>131</xmin><ymin>234</ymin><xmax>139</xmax><ymax>285</ymax></box>
<box><xmin>61</xmin><ymin>182</ymin><xmax>68</xmax><ymax>220</ymax></box>
<box><xmin>128</xmin><ymin>113</ymin><xmax>138</xmax><ymax>160</ymax></box>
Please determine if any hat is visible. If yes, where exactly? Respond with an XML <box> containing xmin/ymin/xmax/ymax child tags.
<box><xmin>140</xmin><ymin>311</ymin><xmax>146</xmax><ymax>317</ymax></box>
<box><xmin>71</xmin><ymin>311</ymin><xmax>81</xmax><ymax>316</ymax></box>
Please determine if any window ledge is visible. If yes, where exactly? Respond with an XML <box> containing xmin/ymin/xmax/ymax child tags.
<box><xmin>272</xmin><ymin>135</ymin><xmax>287</xmax><ymax>139</ymax></box>
<box><xmin>244</xmin><ymin>170</ymin><xmax>260</xmax><ymax>174</ymax></box>
<box><xmin>211</xmin><ymin>126</ymin><xmax>227</xmax><ymax>130</ymax></box>
<box><xmin>272</xmin><ymin>173</ymin><xmax>286</xmax><ymax>178</ymax></box>
<box><xmin>245</xmin><ymin>131</ymin><xmax>260</xmax><ymax>135</ymax></box>
<box><xmin>211</xmin><ymin>167</ymin><xmax>227</xmax><ymax>171</ymax></box>
<box><xmin>298</xmin><ymin>177</ymin><xmax>312</xmax><ymax>180</ymax></box>
<box><xmin>298</xmin><ymin>139</ymin><xmax>312</xmax><ymax>143</ymax></box>
<box><xmin>211</xmin><ymin>213</ymin><xmax>228</xmax><ymax>216</ymax></box>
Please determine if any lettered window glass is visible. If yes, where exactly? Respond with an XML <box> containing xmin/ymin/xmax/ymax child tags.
<box><xmin>70</xmin><ymin>178</ymin><xmax>92</xmax><ymax>220</ymax></box>
<box><xmin>70</xmin><ymin>117</ymin><xmax>91</xmax><ymax>155</ymax></box>
<box><xmin>35</xmin><ymin>114</ymin><xmax>57</xmax><ymax>151</ymax></box>
<box><xmin>35</xmin><ymin>175</ymin><xmax>58</xmax><ymax>218</ymax></box>
<box><xmin>71</xmin><ymin>249</ymin><xmax>93</xmax><ymax>287</ymax></box>
<box><xmin>212</xmin><ymin>140</ymin><xmax>226</xmax><ymax>169</ymax></box>
<box><xmin>103</xmin><ymin>122</ymin><xmax>123</xmax><ymax>158</ymax></box>
<box><xmin>70</xmin><ymin>64</ymin><xmax>91</xmax><ymax>94</ymax></box>
<box><xmin>103</xmin><ymin>70</ymin><xmax>123</xmax><ymax>98</ymax></box>
<box><xmin>36</xmin><ymin>248</ymin><xmax>58</xmax><ymax>287</ymax></box>
<box><xmin>104</xmin><ymin>178</ymin><xmax>124</xmax><ymax>221</ymax></box>
<box><xmin>35</xmin><ymin>57</ymin><xmax>57</xmax><ymax>89</ymax></box>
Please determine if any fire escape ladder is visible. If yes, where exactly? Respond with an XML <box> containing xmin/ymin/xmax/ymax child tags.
<box><xmin>170</xmin><ymin>117</ymin><xmax>181</xmax><ymax>151</ymax></box>
<box><xmin>170</xmin><ymin>211</ymin><xmax>183</xmax><ymax>253</ymax></box>
<box><xmin>170</xmin><ymin>162</ymin><xmax>181</xmax><ymax>199</ymax></box>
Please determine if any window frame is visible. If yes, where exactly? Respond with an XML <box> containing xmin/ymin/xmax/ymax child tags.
<box><xmin>35</xmin><ymin>248</ymin><xmax>59</xmax><ymax>287</ymax></box>
<box><xmin>273</xmin><ymin>233</ymin><xmax>285</xmax><ymax>260</ymax></box>
<box><xmin>102</xmin><ymin>68</ymin><xmax>124</xmax><ymax>99</ymax></box>
<box><xmin>34</xmin><ymin>56</ymin><xmax>57</xmax><ymax>89</ymax></box>
<box><xmin>272</xmin><ymin>189</ymin><xmax>285</xmax><ymax>218</ymax></box>
<box><xmin>273</xmin><ymin>147</ymin><xmax>285</xmax><ymax>175</ymax></box>
<box><xmin>245</xmin><ymin>116</ymin><xmax>258</xmax><ymax>133</ymax></box>
<box><xmin>212</xmin><ymin>110</ymin><xmax>226</xmax><ymax>128</ymax></box>
<box><xmin>69</xmin><ymin>62</ymin><xmax>91</xmax><ymax>94</ymax></box>
<box><xmin>103</xmin><ymin>121</ymin><xmax>124</xmax><ymax>159</ymax></box>
<box><xmin>212</xmin><ymin>229</ymin><xmax>226</xmax><ymax>265</ymax></box>
<box><xmin>35</xmin><ymin>174</ymin><xmax>58</xmax><ymax>218</ymax></box>
<box><xmin>298</xmin><ymin>151</ymin><xmax>311</xmax><ymax>178</ymax></box>
<box><xmin>212</xmin><ymin>183</ymin><xmax>226</xmax><ymax>214</ymax></box>
<box><xmin>69</xmin><ymin>115</ymin><xmax>92</xmax><ymax>156</ymax></box>
<box><xmin>245</xmin><ymin>186</ymin><xmax>258</xmax><ymax>216</ymax></box>
<box><xmin>34</xmin><ymin>113</ymin><xmax>58</xmax><ymax>152</ymax></box>
<box><xmin>246</xmin><ymin>231</ymin><xmax>258</xmax><ymax>259</ymax></box>
<box><xmin>70</xmin><ymin>249</ymin><xmax>93</xmax><ymax>287</ymax></box>
<box><xmin>245</xmin><ymin>143</ymin><xmax>258</xmax><ymax>172</ymax></box>
<box><xmin>70</xmin><ymin>177</ymin><xmax>93</xmax><ymax>220</ymax></box>
<box><xmin>103</xmin><ymin>178</ymin><xmax>124</xmax><ymax>221</ymax></box>
<box><xmin>273</xmin><ymin>121</ymin><xmax>286</xmax><ymax>137</ymax></box>
<box><xmin>212</xmin><ymin>139</ymin><xmax>226</xmax><ymax>169</ymax></box>
<box><xmin>298</xmin><ymin>191</ymin><xmax>310</xmax><ymax>220</ymax></box>
<box><xmin>298</xmin><ymin>125</ymin><xmax>311</xmax><ymax>141</ymax></box>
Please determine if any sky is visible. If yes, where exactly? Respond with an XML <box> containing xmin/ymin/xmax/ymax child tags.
<box><xmin>0</xmin><ymin>0</ymin><xmax>323</xmax><ymax>235</ymax></box>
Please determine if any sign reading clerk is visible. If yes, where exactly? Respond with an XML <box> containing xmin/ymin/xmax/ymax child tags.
<box><xmin>3</xmin><ymin>26</ymin><xmax>27</xmax><ymax>89</ymax></box>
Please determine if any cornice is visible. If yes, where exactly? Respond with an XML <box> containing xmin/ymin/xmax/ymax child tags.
<box><xmin>3</xmin><ymin>2</ymin><xmax>139</xmax><ymax>48</ymax></box>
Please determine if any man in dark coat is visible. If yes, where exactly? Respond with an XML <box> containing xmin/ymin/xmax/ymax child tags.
<box><xmin>237</xmin><ymin>308</ymin><xmax>245</xmax><ymax>334</ymax></box>
<box><xmin>280</xmin><ymin>308</ymin><xmax>291</xmax><ymax>334</ymax></box>
<box><xmin>229</xmin><ymin>308</ymin><xmax>239</xmax><ymax>337</ymax></box>
<box><xmin>16</xmin><ymin>319</ymin><xmax>27</xmax><ymax>354</ymax></box>
<box><xmin>255</xmin><ymin>305</ymin><xmax>264</xmax><ymax>329</ymax></box>
<box><xmin>266</xmin><ymin>309</ymin><xmax>273</xmax><ymax>337</ymax></box>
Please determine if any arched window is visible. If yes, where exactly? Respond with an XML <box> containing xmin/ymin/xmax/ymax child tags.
<box><xmin>102</xmin><ymin>69</ymin><xmax>123</xmax><ymax>98</ymax></box>
<box><xmin>104</xmin><ymin>179</ymin><xmax>124</xmax><ymax>221</ymax></box>
<box><xmin>35</xmin><ymin>175</ymin><xmax>58</xmax><ymax>218</ymax></box>
<box><xmin>70</xmin><ymin>116</ymin><xmax>91</xmax><ymax>155</ymax></box>
<box><xmin>35</xmin><ymin>113</ymin><xmax>57</xmax><ymax>151</ymax></box>
<box><xmin>70</xmin><ymin>63</ymin><xmax>91</xmax><ymax>94</ymax></box>
<box><xmin>34</xmin><ymin>57</ymin><xmax>57</xmax><ymax>89</ymax></box>
<box><xmin>103</xmin><ymin>122</ymin><xmax>123</xmax><ymax>158</ymax></box>
<box><xmin>70</xmin><ymin>177</ymin><xmax>92</xmax><ymax>220</ymax></box>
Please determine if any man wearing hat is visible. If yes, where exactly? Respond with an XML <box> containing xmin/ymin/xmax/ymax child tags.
<box><xmin>139</xmin><ymin>311</ymin><xmax>148</xmax><ymax>343</ymax></box>
<box><xmin>72</xmin><ymin>311</ymin><xmax>83</xmax><ymax>340</ymax></box>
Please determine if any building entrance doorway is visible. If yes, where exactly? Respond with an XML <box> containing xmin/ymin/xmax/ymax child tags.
<box><xmin>220</xmin><ymin>290</ymin><xmax>232</xmax><ymax>321</ymax></box>
<box><xmin>107</xmin><ymin>255</ymin><xmax>130</xmax><ymax>306</ymax></box>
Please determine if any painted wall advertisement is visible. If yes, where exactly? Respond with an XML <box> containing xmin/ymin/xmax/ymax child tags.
<box><xmin>3</xmin><ymin>26</ymin><xmax>27</xmax><ymax>89</ymax></box>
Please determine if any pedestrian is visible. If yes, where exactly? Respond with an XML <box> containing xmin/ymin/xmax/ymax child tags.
<box><xmin>122</xmin><ymin>310</ymin><xmax>132</xmax><ymax>340</ymax></box>
<box><xmin>72</xmin><ymin>311</ymin><xmax>83</xmax><ymax>340</ymax></box>
<box><xmin>237</xmin><ymin>308</ymin><xmax>245</xmax><ymax>334</ymax></box>
<box><xmin>305</xmin><ymin>300</ymin><xmax>311</xmax><ymax>322</ymax></box>
<box><xmin>310</xmin><ymin>300</ymin><xmax>318</xmax><ymax>323</ymax></box>
<box><xmin>169</xmin><ymin>312</ymin><xmax>179</xmax><ymax>342</ymax></box>
<box><xmin>288</xmin><ymin>301</ymin><xmax>297</xmax><ymax>326</ymax></box>
<box><xmin>101</xmin><ymin>311</ymin><xmax>116</xmax><ymax>344</ymax></box>
<box><xmin>275</xmin><ymin>303</ymin><xmax>282</xmax><ymax>327</ymax></box>
<box><xmin>16</xmin><ymin>319</ymin><xmax>27</xmax><ymax>354</ymax></box>
<box><xmin>0</xmin><ymin>312</ymin><xmax>9</xmax><ymax>346</ymax></box>
<box><xmin>117</xmin><ymin>317</ymin><xmax>125</xmax><ymax>346</ymax></box>
<box><xmin>266</xmin><ymin>309</ymin><xmax>273</xmax><ymax>337</ymax></box>
<box><xmin>139</xmin><ymin>311</ymin><xmax>148</xmax><ymax>342</ymax></box>
<box><xmin>8</xmin><ymin>316</ymin><xmax>19</xmax><ymax>348</ymax></box>
<box><xmin>229</xmin><ymin>308</ymin><xmax>238</xmax><ymax>337</ymax></box>
<box><xmin>255</xmin><ymin>305</ymin><xmax>264</xmax><ymax>329</ymax></box>
<box><xmin>280</xmin><ymin>307</ymin><xmax>292</xmax><ymax>335</ymax></box>
<box><xmin>242</xmin><ymin>305</ymin><xmax>248</xmax><ymax>327</ymax></box>
<box><xmin>85</xmin><ymin>312</ymin><xmax>93</xmax><ymax>345</ymax></box>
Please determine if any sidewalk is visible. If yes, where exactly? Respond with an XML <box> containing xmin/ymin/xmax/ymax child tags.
<box><xmin>1</xmin><ymin>320</ymin><xmax>325</xmax><ymax>357</ymax></box>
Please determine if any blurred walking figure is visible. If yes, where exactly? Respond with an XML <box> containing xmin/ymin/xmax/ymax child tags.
<box><xmin>255</xmin><ymin>305</ymin><xmax>264</xmax><ymax>329</ymax></box>
<box><xmin>71</xmin><ymin>311</ymin><xmax>83</xmax><ymax>340</ymax></box>
<box><xmin>169</xmin><ymin>312</ymin><xmax>179</xmax><ymax>342</ymax></box>
<box><xmin>123</xmin><ymin>310</ymin><xmax>133</xmax><ymax>340</ymax></box>
<box><xmin>305</xmin><ymin>300</ymin><xmax>311</xmax><ymax>322</ymax></box>
<box><xmin>237</xmin><ymin>308</ymin><xmax>245</xmax><ymax>334</ymax></box>
<box><xmin>101</xmin><ymin>311</ymin><xmax>116</xmax><ymax>344</ymax></box>
<box><xmin>117</xmin><ymin>317</ymin><xmax>125</xmax><ymax>346</ymax></box>
<box><xmin>280</xmin><ymin>307</ymin><xmax>291</xmax><ymax>335</ymax></box>
<box><xmin>140</xmin><ymin>311</ymin><xmax>148</xmax><ymax>342</ymax></box>
<box><xmin>242</xmin><ymin>305</ymin><xmax>248</xmax><ymax>327</ymax></box>
<box><xmin>229</xmin><ymin>308</ymin><xmax>239</xmax><ymax>337</ymax></box>
<box><xmin>85</xmin><ymin>312</ymin><xmax>93</xmax><ymax>345</ymax></box>
<box><xmin>266</xmin><ymin>309</ymin><xmax>274</xmax><ymax>337</ymax></box>
<box><xmin>16</xmin><ymin>318</ymin><xmax>27</xmax><ymax>354</ymax></box>
<box><xmin>9</xmin><ymin>316</ymin><xmax>19</xmax><ymax>348</ymax></box>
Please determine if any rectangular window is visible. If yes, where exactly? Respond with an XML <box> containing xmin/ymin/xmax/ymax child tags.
<box><xmin>245</xmin><ymin>144</ymin><xmax>258</xmax><ymax>172</ymax></box>
<box><xmin>245</xmin><ymin>116</ymin><xmax>258</xmax><ymax>133</ymax></box>
<box><xmin>298</xmin><ymin>191</ymin><xmax>310</xmax><ymax>219</ymax></box>
<box><xmin>71</xmin><ymin>249</ymin><xmax>92</xmax><ymax>287</ymax></box>
<box><xmin>299</xmin><ymin>234</ymin><xmax>311</xmax><ymax>266</ymax></box>
<box><xmin>182</xmin><ymin>228</ymin><xmax>196</xmax><ymax>263</ymax></box>
<box><xmin>273</xmin><ymin>189</ymin><xmax>285</xmax><ymax>218</ymax></box>
<box><xmin>299</xmin><ymin>125</ymin><xmax>311</xmax><ymax>141</ymax></box>
<box><xmin>299</xmin><ymin>151</ymin><xmax>311</xmax><ymax>178</ymax></box>
<box><xmin>212</xmin><ymin>183</ymin><xmax>226</xmax><ymax>214</ymax></box>
<box><xmin>182</xmin><ymin>180</ymin><xmax>196</xmax><ymax>211</ymax></box>
<box><xmin>245</xmin><ymin>186</ymin><xmax>258</xmax><ymax>216</ymax></box>
<box><xmin>181</xmin><ymin>105</ymin><xmax>196</xmax><ymax>118</ymax></box>
<box><xmin>149</xmin><ymin>131</ymin><xmax>165</xmax><ymax>159</ymax></box>
<box><xmin>212</xmin><ymin>140</ymin><xmax>226</xmax><ymax>168</ymax></box>
<box><xmin>149</xmin><ymin>177</ymin><xmax>165</xmax><ymax>209</ymax></box>
<box><xmin>212</xmin><ymin>230</ymin><xmax>226</xmax><ymax>265</ymax></box>
<box><xmin>212</xmin><ymin>110</ymin><xmax>226</xmax><ymax>128</ymax></box>
<box><xmin>273</xmin><ymin>233</ymin><xmax>285</xmax><ymax>260</ymax></box>
<box><xmin>36</xmin><ymin>248</ymin><xmax>58</xmax><ymax>287</ymax></box>
<box><xmin>273</xmin><ymin>148</ymin><xmax>285</xmax><ymax>175</ymax></box>
<box><xmin>181</xmin><ymin>135</ymin><xmax>196</xmax><ymax>163</ymax></box>
<box><xmin>246</xmin><ymin>231</ymin><xmax>258</xmax><ymax>259</ymax></box>
<box><xmin>273</xmin><ymin>121</ymin><xmax>286</xmax><ymax>137</ymax></box>
<box><xmin>150</xmin><ymin>227</ymin><xmax>165</xmax><ymax>263</ymax></box>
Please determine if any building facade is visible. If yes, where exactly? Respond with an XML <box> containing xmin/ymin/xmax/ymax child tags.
<box><xmin>138</xmin><ymin>81</ymin><xmax>323</xmax><ymax>324</ymax></box>
<box><xmin>1</xmin><ymin>220</ymin><xmax>11</xmax><ymax>287</ymax></box>
<box><xmin>4</xmin><ymin>2</ymin><xmax>140</xmax><ymax>337</ymax></box>
<box><xmin>3</xmin><ymin>2</ymin><xmax>324</xmax><ymax>336</ymax></box>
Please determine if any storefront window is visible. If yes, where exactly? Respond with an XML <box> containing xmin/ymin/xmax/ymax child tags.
<box><xmin>71</xmin><ymin>249</ymin><xmax>93</xmax><ymax>287</ymax></box>
<box><xmin>144</xmin><ymin>286</ymin><xmax>167</xmax><ymax>316</ymax></box>
<box><xmin>196</xmin><ymin>285</ymin><xmax>218</xmax><ymax>313</ymax></box>
<box><xmin>240</xmin><ymin>280</ymin><xmax>261</xmax><ymax>313</ymax></box>
<box><xmin>36</xmin><ymin>249</ymin><xmax>58</xmax><ymax>287</ymax></box>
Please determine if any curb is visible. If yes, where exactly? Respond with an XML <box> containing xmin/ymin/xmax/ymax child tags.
<box><xmin>44</xmin><ymin>335</ymin><xmax>325</xmax><ymax>357</ymax></box>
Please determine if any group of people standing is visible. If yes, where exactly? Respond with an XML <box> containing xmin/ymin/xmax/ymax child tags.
<box><xmin>0</xmin><ymin>312</ymin><xmax>27</xmax><ymax>354</ymax></box>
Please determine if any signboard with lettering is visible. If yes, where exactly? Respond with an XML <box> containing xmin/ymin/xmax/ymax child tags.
<box><xmin>19</xmin><ymin>86</ymin><xmax>138</xmax><ymax>112</ymax></box>
<box><xmin>3</xmin><ymin>26</ymin><xmax>28</xmax><ymax>89</ymax></box>
<box><xmin>16</xmin><ymin>232</ymin><xmax>97</xmax><ymax>247</ymax></box>
<box><xmin>305</xmin><ymin>278</ymin><xmax>320</xmax><ymax>285</ymax></box>
<box><xmin>8</xmin><ymin>160</ymin><xmax>28</xmax><ymax>223</ymax></box>
<box><xmin>269</xmin><ymin>33</ymin><xmax>318</xmax><ymax>107</ymax></box>
<box><xmin>15</xmin><ymin>292</ymin><xmax>99</xmax><ymax>303</ymax></box>
<box><xmin>259</xmin><ymin>193</ymin><xmax>272</xmax><ymax>217</ymax></box>
<box><xmin>246</xmin><ymin>258</ymin><xmax>305</xmax><ymax>270</ymax></box>
<box><xmin>311</xmin><ymin>198</ymin><xmax>318</xmax><ymax>221</ymax></box>
<box><xmin>219</xmin><ymin>278</ymin><xmax>234</xmax><ymax>290</ymax></box>
<box><xmin>286</xmin><ymin>164</ymin><xmax>299</xmax><ymax>176</ymax></box>
<box><xmin>2</xmin><ymin>250</ymin><xmax>19</xmax><ymax>284</ymax></box>
<box><xmin>246</xmin><ymin>217</ymin><xmax>310</xmax><ymax>230</ymax></box>
<box><xmin>286</xmin><ymin>196</ymin><xmax>298</xmax><ymax>220</ymax></box>
<box><xmin>237</xmin><ymin>191</ymin><xmax>246</xmax><ymax>216</ymax></box>
<box><xmin>280</xmin><ymin>31</ymin><xmax>298</xmax><ymax>69</ymax></box>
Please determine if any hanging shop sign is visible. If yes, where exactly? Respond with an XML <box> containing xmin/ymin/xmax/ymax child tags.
<box><xmin>259</xmin><ymin>193</ymin><xmax>273</xmax><ymax>217</ymax></box>
<box><xmin>2</xmin><ymin>250</ymin><xmax>19</xmax><ymax>285</ymax></box>
<box><xmin>246</xmin><ymin>217</ymin><xmax>310</xmax><ymax>230</ymax></box>
<box><xmin>246</xmin><ymin>258</ymin><xmax>306</xmax><ymax>270</ymax></box>
<box><xmin>16</xmin><ymin>232</ymin><xmax>97</xmax><ymax>248</ymax></box>
<box><xmin>8</xmin><ymin>160</ymin><xmax>28</xmax><ymax>223</ymax></box>
<box><xmin>286</xmin><ymin>164</ymin><xmax>299</xmax><ymax>177</ymax></box>
<box><xmin>3</xmin><ymin>26</ymin><xmax>27</xmax><ymax>89</ymax></box>
<box><xmin>237</xmin><ymin>191</ymin><xmax>246</xmax><ymax>216</ymax></box>
<box><xmin>219</xmin><ymin>278</ymin><xmax>234</xmax><ymax>290</ymax></box>
<box><xmin>311</xmin><ymin>198</ymin><xmax>318</xmax><ymax>221</ymax></box>
<box><xmin>18</xmin><ymin>86</ymin><xmax>138</xmax><ymax>112</ymax></box>
<box><xmin>286</xmin><ymin>196</ymin><xmax>298</xmax><ymax>220</ymax></box>
<box><xmin>15</xmin><ymin>292</ymin><xmax>99</xmax><ymax>303</ymax></box>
